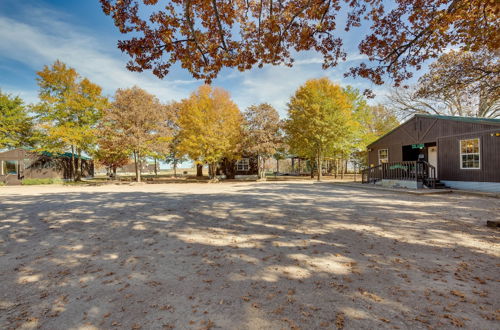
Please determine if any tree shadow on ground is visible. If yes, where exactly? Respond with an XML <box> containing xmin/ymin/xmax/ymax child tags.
<box><xmin>0</xmin><ymin>183</ymin><xmax>499</xmax><ymax>329</ymax></box>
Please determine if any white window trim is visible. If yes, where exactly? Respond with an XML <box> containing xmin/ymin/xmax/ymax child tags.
<box><xmin>459</xmin><ymin>138</ymin><xmax>481</xmax><ymax>170</ymax></box>
<box><xmin>378</xmin><ymin>149</ymin><xmax>389</xmax><ymax>165</ymax></box>
<box><xmin>2</xmin><ymin>160</ymin><xmax>19</xmax><ymax>175</ymax></box>
<box><xmin>236</xmin><ymin>158</ymin><xmax>250</xmax><ymax>171</ymax></box>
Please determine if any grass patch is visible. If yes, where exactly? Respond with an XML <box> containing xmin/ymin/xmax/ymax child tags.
<box><xmin>63</xmin><ymin>180</ymin><xmax>94</xmax><ymax>186</ymax></box>
<box><xmin>21</xmin><ymin>178</ymin><xmax>64</xmax><ymax>185</ymax></box>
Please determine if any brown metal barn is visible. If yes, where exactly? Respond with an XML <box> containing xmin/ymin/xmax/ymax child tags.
<box><xmin>363</xmin><ymin>115</ymin><xmax>500</xmax><ymax>192</ymax></box>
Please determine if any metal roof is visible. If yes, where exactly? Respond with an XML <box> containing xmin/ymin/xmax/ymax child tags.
<box><xmin>41</xmin><ymin>151</ymin><xmax>91</xmax><ymax>160</ymax></box>
<box><xmin>367</xmin><ymin>114</ymin><xmax>500</xmax><ymax>148</ymax></box>
<box><xmin>415</xmin><ymin>114</ymin><xmax>500</xmax><ymax>125</ymax></box>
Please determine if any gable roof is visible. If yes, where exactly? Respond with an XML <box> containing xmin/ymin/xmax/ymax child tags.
<box><xmin>40</xmin><ymin>151</ymin><xmax>91</xmax><ymax>160</ymax></box>
<box><xmin>416</xmin><ymin>114</ymin><xmax>500</xmax><ymax>125</ymax></box>
<box><xmin>367</xmin><ymin>114</ymin><xmax>500</xmax><ymax>148</ymax></box>
<box><xmin>0</xmin><ymin>148</ymin><xmax>91</xmax><ymax>160</ymax></box>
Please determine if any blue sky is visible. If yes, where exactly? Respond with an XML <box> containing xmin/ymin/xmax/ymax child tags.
<box><xmin>0</xmin><ymin>0</ymin><xmax>407</xmax><ymax>117</ymax></box>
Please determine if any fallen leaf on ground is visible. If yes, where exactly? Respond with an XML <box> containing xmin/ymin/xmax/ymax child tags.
<box><xmin>336</xmin><ymin>312</ymin><xmax>345</xmax><ymax>329</ymax></box>
<box><xmin>450</xmin><ymin>290</ymin><xmax>465</xmax><ymax>298</ymax></box>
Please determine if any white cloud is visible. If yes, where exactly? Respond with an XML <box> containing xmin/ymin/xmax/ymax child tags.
<box><xmin>0</xmin><ymin>8</ymin><xmax>199</xmax><ymax>103</ymax></box>
<box><xmin>0</xmin><ymin>2</ymin><xmax>391</xmax><ymax>114</ymax></box>
<box><xmin>292</xmin><ymin>52</ymin><xmax>368</xmax><ymax>66</ymax></box>
<box><xmin>227</xmin><ymin>55</ymin><xmax>389</xmax><ymax>116</ymax></box>
<box><xmin>0</xmin><ymin>85</ymin><xmax>38</xmax><ymax>105</ymax></box>
<box><xmin>230</xmin><ymin>66</ymin><xmax>307</xmax><ymax>115</ymax></box>
<box><xmin>293</xmin><ymin>57</ymin><xmax>325</xmax><ymax>66</ymax></box>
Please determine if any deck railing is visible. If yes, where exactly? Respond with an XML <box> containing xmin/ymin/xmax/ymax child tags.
<box><xmin>362</xmin><ymin>161</ymin><xmax>436</xmax><ymax>188</ymax></box>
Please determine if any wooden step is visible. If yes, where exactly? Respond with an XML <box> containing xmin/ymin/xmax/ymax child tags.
<box><xmin>424</xmin><ymin>180</ymin><xmax>448</xmax><ymax>189</ymax></box>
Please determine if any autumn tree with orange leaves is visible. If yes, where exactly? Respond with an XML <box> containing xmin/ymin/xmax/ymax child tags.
<box><xmin>94</xmin><ymin>128</ymin><xmax>131</xmax><ymax>179</ymax></box>
<box><xmin>102</xmin><ymin>86</ymin><xmax>172</xmax><ymax>182</ymax></box>
<box><xmin>243</xmin><ymin>103</ymin><xmax>282</xmax><ymax>179</ymax></box>
<box><xmin>100</xmin><ymin>0</ymin><xmax>498</xmax><ymax>92</ymax></box>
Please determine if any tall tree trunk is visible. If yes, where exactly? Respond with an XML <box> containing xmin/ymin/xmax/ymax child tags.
<box><xmin>70</xmin><ymin>145</ymin><xmax>75</xmax><ymax>181</ymax></box>
<box><xmin>257</xmin><ymin>154</ymin><xmax>261</xmax><ymax>178</ymax></box>
<box><xmin>134</xmin><ymin>150</ymin><xmax>141</xmax><ymax>182</ymax></box>
<box><xmin>113</xmin><ymin>166</ymin><xmax>117</xmax><ymax>179</ymax></box>
<box><xmin>340</xmin><ymin>157</ymin><xmax>344</xmax><ymax>180</ymax></box>
<box><xmin>209</xmin><ymin>162</ymin><xmax>217</xmax><ymax>179</ymax></box>
<box><xmin>133</xmin><ymin>151</ymin><xmax>136</xmax><ymax>179</ymax></box>
<box><xmin>138</xmin><ymin>151</ymin><xmax>142</xmax><ymax>182</ymax></box>
<box><xmin>196</xmin><ymin>163</ymin><xmax>203</xmax><ymax>177</ymax></box>
<box><xmin>258</xmin><ymin>154</ymin><xmax>266</xmax><ymax>179</ymax></box>
<box><xmin>76</xmin><ymin>149</ymin><xmax>82</xmax><ymax>181</ymax></box>
<box><xmin>335</xmin><ymin>158</ymin><xmax>339</xmax><ymax>178</ymax></box>
<box><xmin>173</xmin><ymin>160</ymin><xmax>177</xmax><ymax>177</ymax></box>
<box><xmin>291</xmin><ymin>158</ymin><xmax>295</xmax><ymax>174</ymax></box>
<box><xmin>276</xmin><ymin>158</ymin><xmax>279</xmax><ymax>174</ymax></box>
<box><xmin>261</xmin><ymin>156</ymin><xmax>267</xmax><ymax>179</ymax></box>
<box><xmin>260</xmin><ymin>155</ymin><xmax>264</xmax><ymax>179</ymax></box>
<box><xmin>310</xmin><ymin>159</ymin><xmax>314</xmax><ymax>178</ymax></box>
<box><xmin>154</xmin><ymin>158</ymin><xmax>158</xmax><ymax>176</ymax></box>
<box><xmin>317</xmin><ymin>152</ymin><xmax>323</xmax><ymax>182</ymax></box>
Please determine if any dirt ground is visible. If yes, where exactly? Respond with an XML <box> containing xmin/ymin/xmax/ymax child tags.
<box><xmin>0</xmin><ymin>182</ymin><xmax>499</xmax><ymax>330</ymax></box>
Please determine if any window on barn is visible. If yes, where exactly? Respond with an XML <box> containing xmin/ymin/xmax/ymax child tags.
<box><xmin>460</xmin><ymin>138</ymin><xmax>480</xmax><ymax>169</ymax></box>
<box><xmin>236</xmin><ymin>158</ymin><xmax>250</xmax><ymax>171</ymax></box>
<box><xmin>378</xmin><ymin>149</ymin><xmax>389</xmax><ymax>164</ymax></box>
<box><xmin>3</xmin><ymin>160</ymin><xmax>18</xmax><ymax>174</ymax></box>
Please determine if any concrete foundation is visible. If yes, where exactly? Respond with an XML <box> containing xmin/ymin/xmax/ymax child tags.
<box><xmin>235</xmin><ymin>175</ymin><xmax>258</xmax><ymax>180</ymax></box>
<box><xmin>441</xmin><ymin>181</ymin><xmax>500</xmax><ymax>193</ymax></box>
<box><xmin>375</xmin><ymin>179</ymin><xmax>422</xmax><ymax>189</ymax></box>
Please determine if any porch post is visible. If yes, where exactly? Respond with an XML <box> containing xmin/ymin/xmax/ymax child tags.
<box><xmin>0</xmin><ymin>160</ymin><xmax>3</xmax><ymax>175</ymax></box>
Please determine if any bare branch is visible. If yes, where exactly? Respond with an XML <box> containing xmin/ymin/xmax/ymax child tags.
<box><xmin>211</xmin><ymin>0</ymin><xmax>229</xmax><ymax>51</ymax></box>
<box><xmin>184</xmin><ymin>0</ymin><xmax>209</xmax><ymax>65</ymax></box>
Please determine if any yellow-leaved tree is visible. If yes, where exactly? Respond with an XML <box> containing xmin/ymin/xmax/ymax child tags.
<box><xmin>345</xmin><ymin>86</ymin><xmax>399</xmax><ymax>170</ymax></box>
<box><xmin>177</xmin><ymin>85</ymin><xmax>243</xmax><ymax>179</ymax></box>
<box><xmin>35</xmin><ymin>60</ymin><xmax>108</xmax><ymax>181</ymax></box>
<box><xmin>285</xmin><ymin>78</ymin><xmax>355</xmax><ymax>181</ymax></box>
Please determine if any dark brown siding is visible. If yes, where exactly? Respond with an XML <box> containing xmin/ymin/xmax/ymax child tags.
<box><xmin>483</xmin><ymin>132</ymin><xmax>500</xmax><ymax>182</ymax></box>
<box><xmin>438</xmin><ymin>132</ymin><xmax>500</xmax><ymax>182</ymax></box>
<box><xmin>367</xmin><ymin>116</ymin><xmax>500</xmax><ymax>182</ymax></box>
<box><xmin>0</xmin><ymin>149</ymin><xmax>25</xmax><ymax>160</ymax></box>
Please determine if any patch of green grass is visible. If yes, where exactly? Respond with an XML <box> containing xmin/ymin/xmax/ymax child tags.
<box><xmin>21</xmin><ymin>178</ymin><xmax>64</xmax><ymax>185</ymax></box>
<box><xmin>0</xmin><ymin>181</ymin><xmax>5</xmax><ymax>186</ymax></box>
<box><xmin>63</xmin><ymin>180</ymin><xmax>94</xmax><ymax>185</ymax></box>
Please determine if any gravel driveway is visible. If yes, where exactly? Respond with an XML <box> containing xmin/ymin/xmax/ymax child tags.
<box><xmin>0</xmin><ymin>182</ymin><xmax>499</xmax><ymax>329</ymax></box>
